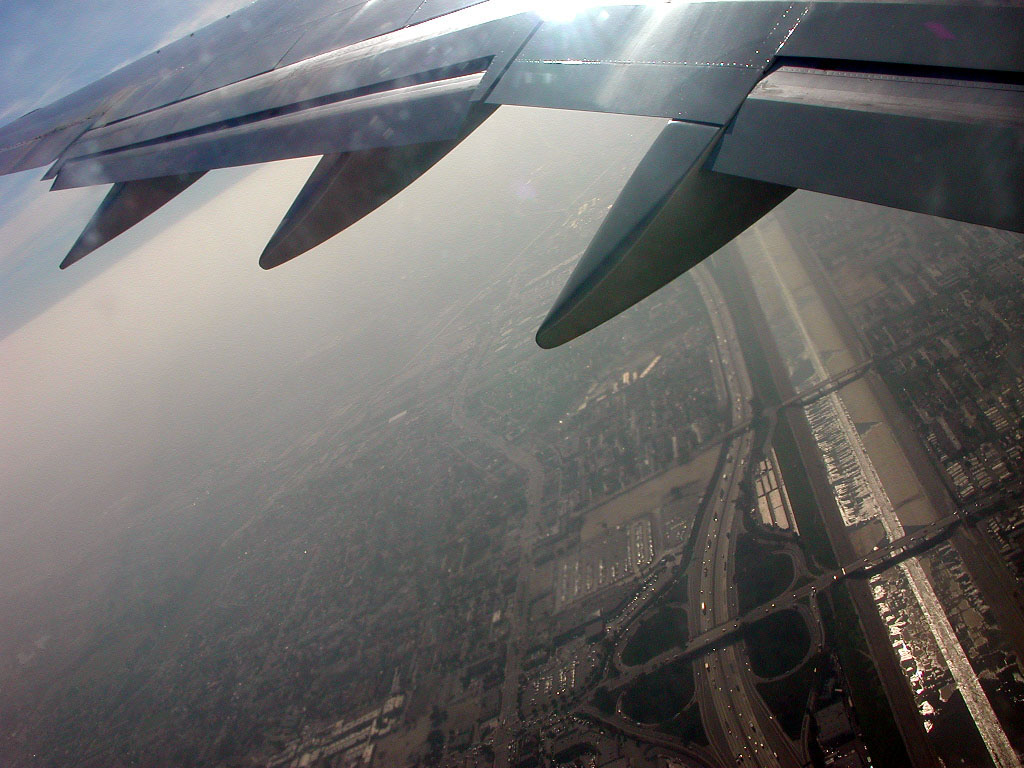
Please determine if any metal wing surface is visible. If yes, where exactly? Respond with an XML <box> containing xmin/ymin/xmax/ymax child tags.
<box><xmin>1</xmin><ymin>0</ymin><xmax>1021</xmax><ymax>346</ymax></box>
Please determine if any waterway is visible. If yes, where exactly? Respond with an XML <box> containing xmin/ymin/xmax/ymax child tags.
<box><xmin>736</xmin><ymin>215</ymin><xmax>1021</xmax><ymax>768</ymax></box>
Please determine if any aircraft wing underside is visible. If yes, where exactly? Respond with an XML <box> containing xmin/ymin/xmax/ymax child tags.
<box><xmin>1</xmin><ymin>0</ymin><xmax>1021</xmax><ymax>346</ymax></box>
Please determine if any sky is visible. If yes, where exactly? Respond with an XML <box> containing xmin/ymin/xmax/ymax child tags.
<box><xmin>0</xmin><ymin>1</ymin><xmax>664</xmax><ymax>591</ymax></box>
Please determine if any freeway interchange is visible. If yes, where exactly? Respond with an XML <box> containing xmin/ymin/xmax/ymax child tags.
<box><xmin>498</xmin><ymin>264</ymin><xmax>976</xmax><ymax>767</ymax></box>
<box><xmin>567</xmin><ymin>264</ymin><xmax>969</xmax><ymax>766</ymax></box>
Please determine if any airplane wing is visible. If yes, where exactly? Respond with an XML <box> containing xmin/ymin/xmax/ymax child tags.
<box><xmin>1</xmin><ymin>0</ymin><xmax>1021</xmax><ymax>347</ymax></box>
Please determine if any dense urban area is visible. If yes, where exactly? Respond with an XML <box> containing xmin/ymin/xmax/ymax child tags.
<box><xmin>3</xmin><ymin>181</ymin><xmax>1024</xmax><ymax>768</ymax></box>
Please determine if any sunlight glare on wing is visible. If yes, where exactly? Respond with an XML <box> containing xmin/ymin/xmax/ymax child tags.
<box><xmin>537</xmin><ymin>0</ymin><xmax>601</xmax><ymax>22</ymax></box>
<box><xmin>536</xmin><ymin>0</ymin><xmax>672</xmax><ymax>24</ymax></box>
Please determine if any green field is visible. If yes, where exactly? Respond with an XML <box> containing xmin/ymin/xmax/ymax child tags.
<box><xmin>621</xmin><ymin>607</ymin><xmax>688</xmax><ymax>667</ymax></box>
<box><xmin>663</xmin><ymin>573</ymin><xmax>688</xmax><ymax>605</ymax></box>
<box><xmin>659</xmin><ymin>701</ymin><xmax>708</xmax><ymax>746</ymax></box>
<box><xmin>620</xmin><ymin>658</ymin><xmax>695</xmax><ymax>724</ymax></box>
<box><xmin>746</xmin><ymin>609</ymin><xmax>811</xmax><ymax>678</ymax></box>
<box><xmin>591</xmin><ymin>686</ymin><xmax>617</xmax><ymax>716</ymax></box>
<box><xmin>735</xmin><ymin>534</ymin><xmax>795</xmax><ymax>613</ymax></box>
<box><xmin>756</xmin><ymin>654</ymin><xmax>819</xmax><ymax>740</ymax></box>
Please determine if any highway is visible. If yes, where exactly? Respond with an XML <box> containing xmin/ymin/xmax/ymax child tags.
<box><xmin>688</xmin><ymin>267</ymin><xmax>797</xmax><ymax>767</ymax></box>
<box><xmin>755</xmin><ymin>218</ymin><xmax>1022</xmax><ymax>768</ymax></box>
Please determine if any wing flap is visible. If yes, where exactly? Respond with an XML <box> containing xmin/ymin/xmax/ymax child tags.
<box><xmin>0</xmin><ymin>0</ymin><xmax>532</xmax><ymax>181</ymax></box>
<box><xmin>0</xmin><ymin>84</ymin><xmax>129</xmax><ymax>175</ymax></box>
<box><xmin>711</xmin><ymin>65</ymin><xmax>1024</xmax><ymax>233</ymax></box>
<box><xmin>779</xmin><ymin>5</ymin><xmax>1024</xmax><ymax>73</ymax></box>
<box><xmin>6</xmin><ymin>123</ymin><xmax>94</xmax><ymax>176</ymax></box>
<box><xmin>52</xmin><ymin>71</ymin><xmax>488</xmax><ymax>188</ymax></box>
<box><xmin>68</xmin><ymin>12</ymin><xmax>532</xmax><ymax>160</ymax></box>
<box><xmin>488</xmin><ymin>62</ymin><xmax>760</xmax><ymax>124</ymax></box>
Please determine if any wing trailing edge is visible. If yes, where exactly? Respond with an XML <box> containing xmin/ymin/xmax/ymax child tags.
<box><xmin>711</xmin><ymin>63</ymin><xmax>1024</xmax><ymax>235</ymax></box>
<box><xmin>49</xmin><ymin>70</ymin><xmax>491</xmax><ymax>190</ymax></box>
<box><xmin>56</xmin><ymin>70</ymin><xmax>498</xmax><ymax>270</ymax></box>
<box><xmin>1</xmin><ymin>0</ymin><xmax>1022</xmax><ymax>348</ymax></box>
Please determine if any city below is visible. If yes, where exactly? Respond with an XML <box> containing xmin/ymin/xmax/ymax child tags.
<box><xmin>3</xmin><ymin>187</ymin><xmax>1023</xmax><ymax>768</ymax></box>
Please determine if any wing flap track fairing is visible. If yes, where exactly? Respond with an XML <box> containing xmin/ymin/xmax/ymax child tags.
<box><xmin>60</xmin><ymin>172</ymin><xmax>206</xmax><ymax>269</ymax></box>
<box><xmin>536</xmin><ymin>120</ymin><xmax>793</xmax><ymax>348</ymax></box>
<box><xmin>259</xmin><ymin>102</ymin><xmax>495</xmax><ymax>269</ymax></box>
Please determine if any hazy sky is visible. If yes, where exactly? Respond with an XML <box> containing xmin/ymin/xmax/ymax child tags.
<box><xmin>0</xmin><ymin>2</ymin><xmax>664</xmax><ymax>590</ymax></box>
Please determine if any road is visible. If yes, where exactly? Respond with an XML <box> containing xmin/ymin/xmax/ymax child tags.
<box><xmin>687</xmin><ymin>266</ymin><xmax>798</xmax><ymax>767</ymax></box>
<box><xmin>450</xmin><ymin>360</ymin><xmax>545</xmax><ymax>768</ymax></box>
<box><xmin>567</xmin><ymin>256</ymin><xmax>973</xmax><ymax>763</ymax></box>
